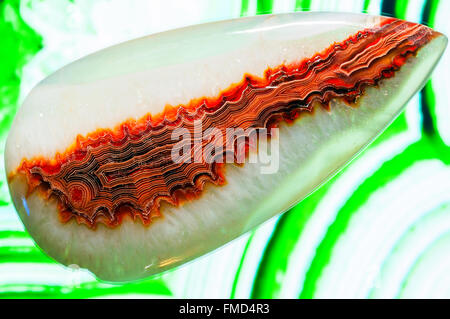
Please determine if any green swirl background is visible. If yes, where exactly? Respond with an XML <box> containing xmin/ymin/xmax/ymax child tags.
<box><xmin>0</xmin><ymin>0</ymin><xmax>449</xmax><ymax>298</ymax></box>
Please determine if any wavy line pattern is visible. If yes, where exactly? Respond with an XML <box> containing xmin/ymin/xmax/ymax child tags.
<box><xmin>0</xmin><ymin>0</ymin><xmax>449</xmax><ymax>299</ymax></box>
<box><xmin>15</xmin><ymin>18</ymin><xmax>435</xmax><ymax>228</ymax></box>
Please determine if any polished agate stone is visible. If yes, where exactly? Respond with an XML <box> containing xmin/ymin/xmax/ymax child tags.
<box><xmin>5</xmin><ymin>12</ymin><xmax>447</xmax><ymax>281</ymax></box>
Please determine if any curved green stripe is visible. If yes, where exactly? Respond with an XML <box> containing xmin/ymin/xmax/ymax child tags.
<box><xmin>250</xmin><ymin>173</ymin><xmax>342</xmax><ymax>298</ymax></box>
<box><xmin>230</xmin><ymin>232</ymin><xmax>255</xmax><ymax>298</ymax></box>
<box><xmin>250</xmin><ymin>0</ymin><xmax>411</xmax><ymax>299</ymax></box>
<box><xmin>300</xmin><ymin>0</ymin><xmax>446</xmax><ymax>298</ymax></box>
<box><xmin>299</xmin><ymin>136</ymin><xmax>450</xmax><ymax>298</ymax></box>
<box><xmin>257</xmin><ymin>0</ymin><xmax>273</xmax><ymax>15</ymax></box>
<box><xmin>240</xmin><ymin>0</ymin><xmax>250</xmax><ymax>17</ymax></box>
<box><xmin>1</xmin><ymin>0</ymin><xmax>447</xmax><ymax>299</ymax></box>
<box><xmin>363</xmin><ymin>0</ymin><xmax>371</xmax><ymax>12</ymax></box>
<box><xmin>0</xmin><ymin>279</ymin><xmax>171</xmax><ymax>299</ymax></box>
<box><xmin>295</xmin><ymin>0</ymin><xmax>311</xmax><ymax>11</ymax></box>
<box><xmin>395</xmin><ymin>0</ymin><xmax>409</xmax><ymax>20</ymax></box>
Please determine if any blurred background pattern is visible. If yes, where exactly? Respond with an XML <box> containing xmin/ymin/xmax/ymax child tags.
<box><xmin>0</xmin><ymin>0</ymin><xmax>449</xmax><ymax>298</ymax></box>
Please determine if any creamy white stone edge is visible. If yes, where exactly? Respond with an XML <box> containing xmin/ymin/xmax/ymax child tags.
<box><xmin>8</xmin><ymin>34</ymin><xmax>447</xmax><ymax>282</ymax></box>
<box><xmin>5</xmin><ymin>12</ymin><xmax>381</xmax><ymax>172</ymax></box>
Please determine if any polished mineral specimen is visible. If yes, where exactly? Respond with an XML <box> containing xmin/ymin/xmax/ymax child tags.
<box><xmin>5</xmin><ymin>12</ymin><xmax>447</xmax><ymax>281</ymax></box>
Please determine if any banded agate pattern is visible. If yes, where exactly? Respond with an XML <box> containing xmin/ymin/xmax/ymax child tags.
<box><xmin>5</xmin><ymin>12</ymin><xmax>447</xmax><ymax>281</ymax></box>
<box><xmin>13</xmin><ymin>19</ymin><xmax>436</xmax><ymax>227</ymax></box>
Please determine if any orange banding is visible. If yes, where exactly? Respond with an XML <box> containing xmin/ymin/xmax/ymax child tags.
<box><xmin>12</xmin><ymin>18</ymin><xmax>438</xmax><ymax>228</ymax></box>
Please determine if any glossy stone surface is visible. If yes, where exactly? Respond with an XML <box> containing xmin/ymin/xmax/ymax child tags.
<box><xmin>5</xmin><ymin>12</ymin><xmax>447</xmax><ymax>281</ymax></box>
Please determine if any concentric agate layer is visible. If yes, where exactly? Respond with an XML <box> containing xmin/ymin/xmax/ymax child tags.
<box><xmin>11</xmin><ymin>18</ymin><xmax>437</xmax><ymax>228</ymax></box>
